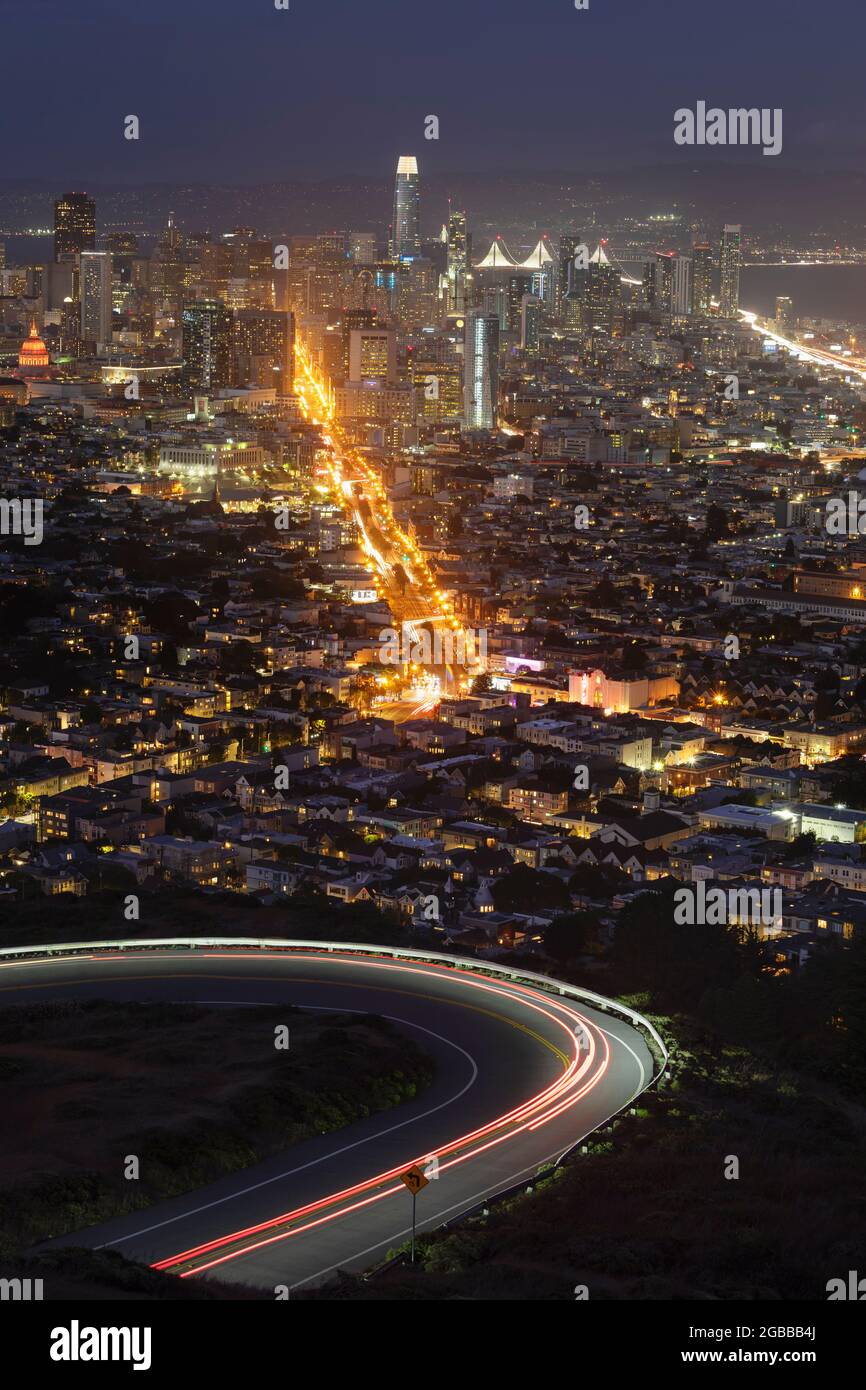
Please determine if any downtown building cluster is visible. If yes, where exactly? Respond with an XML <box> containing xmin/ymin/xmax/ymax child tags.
<box><xmin>2</xmin><ymin>163</ymin><xmax>866</xmax><ymax>964</ymax></box>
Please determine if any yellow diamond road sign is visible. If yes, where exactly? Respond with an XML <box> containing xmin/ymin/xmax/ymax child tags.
<box><xmin>400</xmin><ymin>1165</ymin><xmax>429</xmax><ymax>1195</ymax></box>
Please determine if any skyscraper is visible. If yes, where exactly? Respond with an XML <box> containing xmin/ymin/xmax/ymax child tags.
<box><xmin>719</xmin><ymin>224</ymin><xmax>742</xmax><ymax>318</ymax></box>
<box><xmin>671</xmin><ymin>255</ymin><xmax>693</xmax><ymax>316</ymax></box>
<box><xmin>182</xmin><ymin>300</ymin><xmax>234</xmax><ymax>393</ymax></box>
<box><xmin>572</xmin><ymin>244</ymin><xmax>621</xmax><ymax>334</ymax></box>
<box><xmin>481</xmin><ymin>284</ymin><xmax>508</xmax><ymax>330</ymax></box>
<box><xmin>79</xmin><ymin>250</ymin><xmax>112</xmax><ymax>352</ymax></box>
<box><xmin>391</xmin><ymin>156</ymin><xmax>421</xmax><ymax>261</ymax></box>
<box><xmin>556</xmin><ymin>234</ymin><xmax>581</xmax><ymax>319</ymax></box>
<box><xmin>506</xmin><ymin>274</ymin><xmax>533</xmax><ymax>333</ymax></box>
<box><xmin>54</xmin><ymin>192</ymin><xmax>96</xmax><ymax>262</ymax></box>
<box><xmin>775</xmin><ymin>295</ymin><xmax>794</xmax><ymax>331</ymax></box>
<box><xmin>643</xmin><ymin>252</ymin><xmax>675</xmax><ymax>311</ymax></box>
<box><xmin>463</xmin><ymin>312</ymin><xmax>499</xmax><ymax>430</ymax></box>
<box><xmin>152</xmin><ymin>212</ymin><xmax>186</xmax><ymax>312</ymax></box>
<box><xmin>692</xmin><ymin>243</ymin><xmax>713</xmax><ymax>314</ymax></box>
<box><xmin>520</xmin><ymin>295</ymin><xmax>542</xmax><ymax>351</ymax></box>
<box><xmin>446</xmin><ymin>207</ymin><xmax>468</xmax><ymax>313</ymax></box>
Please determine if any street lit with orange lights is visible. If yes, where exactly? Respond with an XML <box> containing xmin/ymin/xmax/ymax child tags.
<box><xmin>293</xmin><ymin>339</ymin><xmax>482</xmax><ymax>702</ymax></box>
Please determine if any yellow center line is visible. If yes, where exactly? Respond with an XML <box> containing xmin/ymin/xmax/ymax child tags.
<box><xmin>0</xmin><ymin>970</ymin><xmax>572</xmax><ymax>1070</ymax></box>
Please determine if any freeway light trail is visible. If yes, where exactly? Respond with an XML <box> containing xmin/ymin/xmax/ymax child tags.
<box><xmin>741</xmin><ymin>310</ymin><xmax>866</xmax><ymax>381</ymax></box>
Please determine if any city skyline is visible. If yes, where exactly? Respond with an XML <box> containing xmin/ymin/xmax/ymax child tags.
<box><xmin>1</xmin><ymin>0</ymin><xmax>865</xmax><ymax>1347</ymax></box>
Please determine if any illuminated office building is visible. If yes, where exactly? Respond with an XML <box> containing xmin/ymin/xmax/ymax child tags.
<box><xmin>54</xmin><ymin>191</ymin><xmax>95</xmax><ymax>262</ymax></box>
<box><xmin>414</xmin><ymin>358</ymin><xmax>462</xmax><ymax>422</ymax></box>
<box><xmin>348</xmin><ymin>325</ymin><xmax>397</xmax><ymax>384</ymax></box>
<box><xmin>446</xmin><ymin>208</ymin><xmax>468</xmax><ymax>313</ymax></box>
<box><xmin>233</xmin><ymin>308</ymin><xmax>295</xmax><ymax>394</ymax></box>
<box><xmin>391</xmin><ymin>155</ymin><xmax>421</xmax><ymax>260</ymax></box>
<box><xmin>151</xmin><ymin>212</ymin><xmax>186</xmax><ymax>311</ymax></box>
<box><xmin>573</xmin><ymin>244</ymin><xmax>621</xmax><ymax>334</ymax></box>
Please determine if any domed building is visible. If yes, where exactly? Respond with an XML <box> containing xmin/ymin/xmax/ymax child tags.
<box><xmin>18</xmin><ymin>321</ymin><xmax>50</xmax><ymax>371</ymax></box>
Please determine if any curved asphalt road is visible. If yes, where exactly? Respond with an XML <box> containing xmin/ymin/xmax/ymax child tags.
<box><xmin>0</xmin><ymin>947</ymin><xmax>655</xmax><ymax>1292</ymax></box>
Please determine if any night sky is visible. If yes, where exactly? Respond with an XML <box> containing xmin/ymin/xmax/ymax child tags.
<box><xmin>2</xmin><ymin>0</ymin><xmax>865</xmax><ymax>182</ymax></box>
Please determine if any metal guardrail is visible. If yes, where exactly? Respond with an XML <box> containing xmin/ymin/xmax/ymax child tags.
<box><xmin>0</xmin><ymin>935</ymin><xmax>669</xmax><ymax>1073</ymax></box>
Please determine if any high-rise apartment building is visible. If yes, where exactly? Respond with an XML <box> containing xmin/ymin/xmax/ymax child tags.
<box><xmin>692</xmin><ymin>243</ymin><xmax>713</xmax><ymax>314</ymax></box>
<box><xmin>463</xmin><ymin>312</ymin><xmax>499</xmax><ymax>429</ymax></box>
<box><xmin>79</xmin><ymin>250</ymin><xmax>112</xmax><ymax>352</ymax></box>
<box><xmin>671</xmin><ymin>255</ymin><xmax>693</xmax><ymax>316</ymax></box>
<box><xmin>719</xmin><ymin>224</ymin><xmax>742</xmax><ymax>318</ymax></box>
<box><xmin>182</xmin><ymin>299</ymin><xmax>234</xmax><ymax>393</ymax></box>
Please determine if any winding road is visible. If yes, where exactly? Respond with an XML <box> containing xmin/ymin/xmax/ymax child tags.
<box><xmin>0</xmin><ymin>942</ymin><xmax>659</xmax><ymax>1293</ymax></box>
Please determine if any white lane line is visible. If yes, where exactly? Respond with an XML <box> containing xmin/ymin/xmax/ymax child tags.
<box><xmin>291</xmin><ymin>1023</ymin><xmax>651</xmax><ymax>1291</ymax></box>
<box><xmin>594</xmin><ymin>1020</ymin><xmax>647</xmax><ymax>1094</ymax></box>
<box><xmin>291</xmin><ymin>1136</ymin><xmax>601</xmax><ymax>1290</ymax></box>
<box><xmin>94</xmin><ymin>1008</ymin><xmax>478</xmax><ymax>1250</ymax></box>
<box><xmin>287</xmin><ymin>1011</ymin><xmax>653</xmax><ymax>1289</ymax></box>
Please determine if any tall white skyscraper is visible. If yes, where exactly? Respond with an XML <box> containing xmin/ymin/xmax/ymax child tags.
<box><xmin>463</xmin><ymin>312</ymin><xmax>499</xmax><ymax>430</ymax></box>
<box><xmin>719</xmin><ymin>224</ymin><xmax>742</xmax><ymax>318</ymax></box>
<box><xmin>391</xmin><ymin>156</ymin><xmax>421</xmax><ymax>260</ymax></box>
<box><xmin>80</xmin><ymin>250</ymin><xmax>112</xmax><ymax>352</ymax></box>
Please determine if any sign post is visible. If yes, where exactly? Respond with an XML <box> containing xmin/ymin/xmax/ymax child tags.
<box><xmin>400</xmin><ymin>1164</ymin><xmax>430</xmax><ymax>1263</ymax></box>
